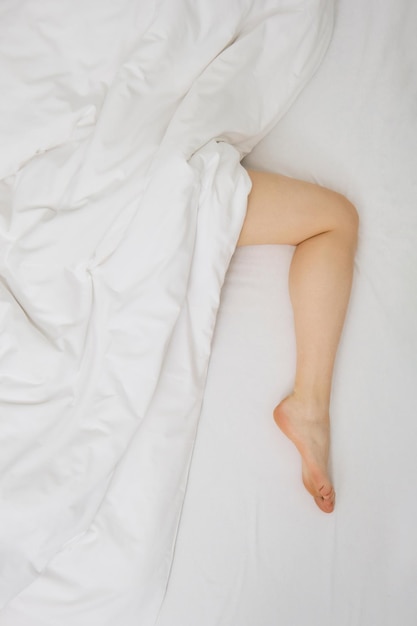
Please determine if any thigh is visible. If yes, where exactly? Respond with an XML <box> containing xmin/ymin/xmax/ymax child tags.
<box><xmin>237</xmin><ymin>169</ymin><xmax>349</xmax><ymax>247</ymax></box>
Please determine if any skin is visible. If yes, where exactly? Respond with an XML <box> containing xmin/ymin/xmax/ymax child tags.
<box><xmin>237</xmin><ymin>169</ymin><xmax>358</xmax><ymax>513</ymax></box>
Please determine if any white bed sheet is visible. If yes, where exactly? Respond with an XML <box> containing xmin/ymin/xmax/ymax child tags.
<box><xmin>156</xmin><ymin>1</ymin><xmax>417</xmax><ymax>625</ymax></box>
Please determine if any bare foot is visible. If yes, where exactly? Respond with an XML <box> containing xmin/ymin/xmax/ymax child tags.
<box><xmin>273</xmin><ymin>393</ymin><xmax>335</xmax><ymax>513</ymax></box>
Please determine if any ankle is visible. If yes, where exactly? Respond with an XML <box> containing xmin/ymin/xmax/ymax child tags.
<box><xmin>287</xmin><ymin>388</ymin><xmax>330</xmax><ymax>420</ymax></box>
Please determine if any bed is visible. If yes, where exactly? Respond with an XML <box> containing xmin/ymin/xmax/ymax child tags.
<box><xmin>1</xmin><ymin>1</ymin><xmax>416</xmax><ymax>625</ymax></box>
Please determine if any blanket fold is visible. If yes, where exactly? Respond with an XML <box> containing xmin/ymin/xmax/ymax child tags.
<box><xmin>0</xmin><ymin>1</ymin><xmax>333</xmax><ymax>622</ymax></box>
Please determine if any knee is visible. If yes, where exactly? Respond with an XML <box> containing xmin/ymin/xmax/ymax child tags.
<box><xmin>333</xmin><ymin>193</ymin><xmax>359</xmax><ymax>246</ymax></box>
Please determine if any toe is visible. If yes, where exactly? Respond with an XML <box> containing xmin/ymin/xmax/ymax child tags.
<box><xmin>315</xmin><ymin>484</ymin><xmax>335</xmax><ymax>513</ymax></box>
<box><xmin>319</xmin><ymin>483</ymin><xmax>334</xmax><ymax>500</ymax></box>
<box><xmin>315</xmin><ymin>494</ymin><xmax>335</xmax><ymax>513</ymax></box>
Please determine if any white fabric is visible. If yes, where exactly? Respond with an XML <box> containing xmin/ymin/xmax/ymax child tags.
<box><xmin>0</xmin><ymin>1</ymin><xmax>334</xmax><ymax>624</ymax></box>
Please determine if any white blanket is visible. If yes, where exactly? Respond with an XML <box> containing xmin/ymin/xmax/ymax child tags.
<box><xmin>0</xmin><ymin>1</ymin><xmax>334</xmax><ymax>623</ymax></box>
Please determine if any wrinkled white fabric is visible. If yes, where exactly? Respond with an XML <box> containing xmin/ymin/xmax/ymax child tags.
<box><xmin>0</xmin><ymin>0</ymin><xmax>333</xmax><ymax>623</ymax></box>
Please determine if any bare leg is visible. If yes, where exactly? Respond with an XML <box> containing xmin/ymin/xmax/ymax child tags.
<box><xmin>237</xmin><ymin>169</ymin><xmax>358</xmax><ymax>513</ymax></box>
